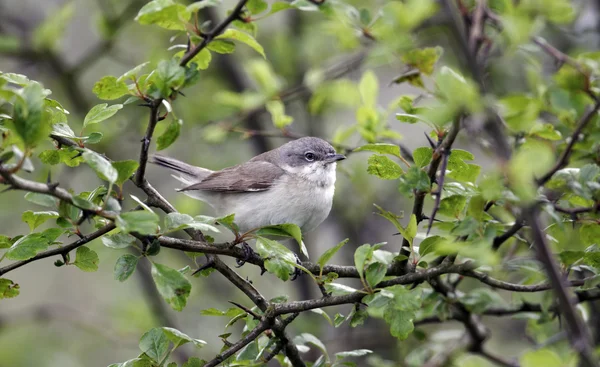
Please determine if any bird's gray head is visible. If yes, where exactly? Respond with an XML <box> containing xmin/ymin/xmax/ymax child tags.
<box><xmin>275</xmin><ymin>137</ymin><xmax>345</xmax><ymax>185</ymax></box>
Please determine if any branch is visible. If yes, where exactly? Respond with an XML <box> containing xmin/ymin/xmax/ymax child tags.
<box><xmin>524</xmin><ymin>205</ymin><xmax>597</xmax><ymax>366</ymax></box>
<box><xmin>203</xmin><ymin>316</ymin><xmax>273</xmax><ymax>367</ymax></box>
<box><xmin>0</xmin><ymin>223</ymin><xmax>115</xmax><ymax>276</ymax></box>
<box><xmin>0</xmin><ymin>166</ymin><xmax>115</xmax><ymax>220</ymax></box>
<box><xmin>399</xmin><ymin>116</ymin><xmax>461</xmax><ymax>259</ymax></box>
<box><xmin>536</xmin><ymin>101</ymin><xmax>600</xmax><ymax>185</ymax></box>
<box><xmin>134</xmin><ymin>99</ymin><xmax>161</xmax><ymax>186</ymax></box>
<box><xmin>492</xmin><ymin>219</ymin><xmax>525</xmax><ymax>251</ymax></box>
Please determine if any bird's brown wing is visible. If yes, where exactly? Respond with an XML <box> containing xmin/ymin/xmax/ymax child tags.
<box><xmin>178</xmin><ymin>161</ymin><xmax>285</xmax><ymax>193</ymax></box>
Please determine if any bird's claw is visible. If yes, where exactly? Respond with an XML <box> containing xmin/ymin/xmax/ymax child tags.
<box><xmin>235</xmin><ymin>242</ymin><xmax>256</xmax><ymax>268</ymax></box>
<box><xmin>290</xmin><ymin>252</ymin><xmax>303</xmax><ymax>281</ymax></box>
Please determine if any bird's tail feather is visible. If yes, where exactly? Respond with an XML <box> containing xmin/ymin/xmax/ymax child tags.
<box><xmin>150</xmin><ymin>155</ymin><xmax>213</xmax><ymax>181</ymax></box>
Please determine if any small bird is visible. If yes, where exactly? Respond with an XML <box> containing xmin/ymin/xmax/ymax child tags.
<box><xmin>151</xmin><ymin>137</ymin><xmax>346</xmax><ymax>234</ymax></box>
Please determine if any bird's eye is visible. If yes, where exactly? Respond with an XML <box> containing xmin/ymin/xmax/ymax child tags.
<box><xmin>304</xmin><ymin>152</ymin><xmax>316</xmax><ymax>161</ymax></box>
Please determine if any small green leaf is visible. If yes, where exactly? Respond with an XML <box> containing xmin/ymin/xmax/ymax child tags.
<box><xmin>207</xmin><ymin>40</ymin><xmax>235</xmax><ymax>54</ymax></box>
<box><xmin>266</xmin><ymin>99</ymin><xmax>293</xmax><ymax>128</ymax></box>
<box><xmin>153</xmin><ymin>59</ymin><xmax>186</xmax><ymax>98</ymax></box>
<box><xmin>0</xmin><ymin>278</ymin><xmax>20</xmax><ymax>299</ymax></box>
<box><xmin>116</xmin><ymin>211</ymin><xmax>160</xmax><ymax>235</ymax></box>
<box><xmin>354</xmin><ymin>244</ymin><xmax>373</xmax><ymax>280</ymax></box>
<box><xmin>438</xmin><ymin>195</ymin><xmax>467</xmax><ymax>218</ymax></box>
<box><xmin>84</xmin><ymin>132</ymin><xmax>103</xmax><ymax>144</ymax></box>
<box><xmin>384</xmin><ymin>308</ymin><xmax>415</xmax><ymax>340</ymax></box>
<box><xmin>359</xmin><ymin>70</ymin><xmax>378</xmax><ymax>107</ymax></box>
<box><xmin>247</xmin><ymin>0</ymin><xmax>268</xmax><ymax>14</ymax></box>
<box><xmin>139</xmin><ymin>327</ymin><xmax>170</xmax><ymax>362</ymax></box>
<box><xmin>135</xmin><ymin>0</ymin><xmax>191</xmax><ymax>30</ymax></box>
<box><xmin>83</xmin><ymin>150</ymin><xmax>118</xmax><ymax>183</ymax></box>
<box><xmin>12</xmin><ymin>82</ymin><xmax>47</xmax><ymax>147</ymax></box>
<box><xmin>581</xmin><ymin>224</ymin><xmax>600</xmax><ymax>246</ymax></box>
<box><xmin>92</xmin><ymin>76</ymin><xmax>129</xmax><ymax>100</ymax></box>
<box><xmin>21</xmin><ymin>210</ymin><xmax>59</xmax><ymax>231</ymax></box>
<box><xmin>365</xmin><ymin>262</ymin><xmax>387</xmax><ymax>288</ymax></box>
<box><xmin>367</xmin><ymin>155</ymin><xmax>403</xmax><ymax>179</ymax></box>
<box><xmin>182</xmin><ymin>357</ymin><xmax>204</xmax><ymax>367</ymax></box>
<box><xmin>401</xmin><ymin>47</ymin><xmax>443</xmax><ymax>75</ymax></box>
<box><xmin>335</xmin><ymin>349</ymin><xmax>373</xmax><ymax>360</ymax></box>
<box><xmin>38</xmin><ymin>150</ymin><xmax>61</xmax><ymax>165</ymax></box>
<box><xmin>114</xmin><ymin>254</ymin><xmax>138</xmax><ymax>282</ymax></box>
<box><xmin>520</xmin><ymin>349</ymin><xmax>562</xmax><ymax>367</ymax></box>
<box><xmin>24</xmin><ymin>192</ymin><xmax>59</xmax><ymax>208</ymax></box>
<box><xmin>156</xmin><ymin>118</ymin><xmax>182</xmax><ymax>150</ymax></box>
<box><xmin>5</xmin><ymin>233</ymin><xmax>49</xmax><ymax>260</ymax></box>
<box><xmin>112</xmin><ymin>160</ymin><xmax>140</xmax><ymax>186</ymax></box>
<box><xmin>151</xmin><ymin>262</ymin><xmax>192</xmax><ymax>311</ymax></box>
<box><xmin>74</xmin><ymin>246</ymin><xmax>99</xmax><ymax>272</ymax></box>
<box><xmin>256</xmin><ymin>224</ymin><xmax>304</xmax><ymax>256</ymax></box>
<box><xmin>0</xmin><ymin>235</ymin><xmax>11</xmax><ymax>249</ymax></box>
<box><xmin>418</xmin><ymin>236</ymin><xmax>443</xmax><ymax>257</ymax></box>
<box><xmin>354</xmin><ymin>143</ymin><xmax>401</xmax><ymax>158</ymax></box>
<box><xmin>102</xmin><ymin>232</ymin><xmax>136</xmax><ymax>249</ymax></box>
<box><xmin>216</xmin><ymin>29</ymin><xmax>265</xmax><ymax>58</ymax></box>
<box><xmin>412</xmin><ymin>147</ymin><xmax>433</xmax><ymax>168</ymax></box>
<box><xmin>83</xmin><ymin>103</ymin><xmax>123</xmax><ymax>128</ymax></box>
<box><xmin>317</xmin><ymin>239</ymin><xmax>348</xmax><ymax>271</ymax></box>
<box><xmin>256</xmin><ymin>237</ymin><xmax>297</xmax><ymax>281</ymax></box>
<box><xmin>161</xmin><ymin>327</ymin><xmax>207</xmax><ymax>348</ymax></box>
<box><xmin>405</xmin><ymin>214</ymin><xmax>417</xmax><ymax>240</ymax></box>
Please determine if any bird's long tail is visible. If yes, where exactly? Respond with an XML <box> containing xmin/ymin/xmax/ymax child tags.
<box><xmin>150</xmin><ymin>155</ymin><xmax>213</xmax><ymax>185</ymax></box>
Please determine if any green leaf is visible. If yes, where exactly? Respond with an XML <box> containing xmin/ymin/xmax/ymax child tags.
<box><xmin>401</xmin><ymin>47</ymin><xmax>443</xmax><ymax>75</ymax></box>
<box><xmin>354</xmin><ymin>244</ymin><xmax>373</xmax><ymax>280</ymax></box>
<box><xmin>183</xmin><ymin>48</ymin><xmax>212</xmax><ymax>70</ymax></box>
<box><xmin>92</xmin><ymin>76</ymin><xmax>130</xmax><ymax>100</ymax></box>
<box><xmin>154</xmin><ymin>59</ymin><xmax>186</xmax><ymax>98</ymax></box>
<box><xmin>139</xmin><ymin>327</ymin><xmax>170</xmax><ymax>362</ymax></box>
<box><xmin>266</xmin><ymin>100</ymin><xmax>293</xmax><ymax>128</ymax></box>
<box><xmin>405</xmin><ymin>214</ymin><xmax>417</xmax><ymax>240</ymax></box>
<box><xmin>581</xmin><ymin>224</ymin><xmax>600</xmax><ymax>246</ymax></box>
<box><xmin>5</xmin><ymin>233</ymin><xmax>49</xmax><ymax>260</ymax></box>
<box><xmin>520</xmin><ymin>349</ymin><xmax>562</xmax><ymax>367</ymax></box>
<box><xmin>0</xmin><ymin>278</ymin><xmax>20</xmax><ymax>299</ymax></box>
<box><xmin>256</xmin><ymin>224</ymin><xmax>305</xmax><ymax>256</ymax></box>
<box><xmin>354</xmin><ymin>143</ymin><xmax>401</xmax><ymax>158</ymax></box>
<box><xmin>317</xmin><ymin>239</ymin><xmax>348</xmax><ymax>272</ymax></box>
<box><xmin>12</xmin><ymin>81</ymin><xmax>46</xmax><ymax>147</ymax></box>
<box><xmin>51</xmin><ymin>123</ymin><xmax>76</xmax><ymax>138</ymax></box>
<box><xmin>438</xmin><ymin>195</ymin><xmax>467</xmax><ymax>218</ymax></box>
<box><xmin>384</xmin><ymin>308</ymin><xmax>415</xmax><ymax>340</ymax></box>
<box><xmin>135</xmin><ymin>0</ymin><xmax>191</xmax><ymax>31</ymax></box>
<box><xmin>74</xmin><ymin>246</ymin><xmax>99</xmax><ymax>272</ymax></box>
<box><xmin>114</xmin><ymin>254</ymin><xmax>138</xmax><ymax>282</ymax></box>
<box><xmin>156</xmin><ymin>118</ymin><xmax>182</xmax><ymax>150</ymax></box>
<box><xmin>418</xmin><ymin>236</ymin><xmax>443</xmax><ymax>257</ymax></box>
<box><xmin>359</xmin><ymin>70</ymin><xmax>378</xmax><ymax>107</ymax></box>
<box><xmin>83</xmin><ymin>103</ymin><xmax>123</xmax><ymax>128</ymax></box>
<box><xmin>256</xmin><ymin>237</ymin><xmax>297</xmax><ymax>281</ymax></box>
<box><xmin>247</xmin><ymin>0</ymin><xmax>268</xmax><ymax>14</ymax></box>
<box><xmin>21</xmin><ymin>210</ymin><xmax>59</xmax><ymax>231</ymax></box>
<box><xmin>207</xmin><ymin>40</ymin><xmax>235</xmax><ymax>54</ymax></box>
<box><xmin>161</xmin><ymin>327</ymin><xmax>207</xmax><ymax>348</ymax></box>
<box><xmin>365</xmin><ymin>262</ymin><xmax>387</xmax><ymax>288</ymax></box>
<box><xmin>215</xmin><ymin>213</ymin><xmax>239</xmax><ymax>233</ymax></box>
<box><xmin>119</xmin><ymin>62</ymin><xmax>150</xmax><ymax>81</ymax></box>
<box><xmin>164</xmin><ymin>212</ymin><xmax>194</xmax><ymax>232</ymax></box>
<box><xmin>25</xmin><ymin>192</ymin><xmax>58</xmax><ymax>208</ymax></box>
<box><xmin>367</xmin><ymin>155</ymin><xmax>403</xmax><ymax>179</ymax></box>
<box><xmin>412</xmin><ymin>147</ymin><xmax>433</xmax><ymax>168</ymax></box>
<box><xmin>151</xmin><ymin>263</ymin><xmax>192</xmax><ymax>311</ymax></box>
<box><xmin>116</xmin><ymin>211</ymin><xmax>160</xmax><ymax>235</ymax></box>
<box><xmin>216</xmin><ymin>29</ymin><xmax>265</xmax><ymax>58</ymax></box>
<box><xmin>38</xmin><ymin>150</ymin><xmax>61</xmax><ymax>165</ymax></box>
<box><xmin>0</xmin><ymin>235</ymin><xmax>11</xmax><ymax>249</ymax></box>
<box><xmin>112</xmin><ymin>160</ymin><xmax>140</xmax><ymax>186</ymax></box>
<box><xmin>102</xmin><ymin>232</ymin><xmax>136</xmax><ymax>249</ymax></box>
<box><xmin>84</xmin><ymin>132</ymin><xmax>103</xmax><ymax>144</ymax></box>
<box><xmin>83</xmin><ymin>150</ymin><xmax>118</xmax><ymax>183</ymax></box>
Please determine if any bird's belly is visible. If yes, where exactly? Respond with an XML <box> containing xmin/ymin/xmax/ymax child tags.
<box><xmin>222</xmin><ymin>182</ymin><xmax>334</xmax><ymax>233</ymax></box>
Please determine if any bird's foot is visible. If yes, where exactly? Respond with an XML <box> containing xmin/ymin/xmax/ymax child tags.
<box><xmin>290</xmin><ymin>252</ymin><xmax>303</xmax><ymax>281</ymax></box>
<box><xmin>235</xmin><ymin>242</ymin><xmax>257</xmax><ymax>268</ymax></box>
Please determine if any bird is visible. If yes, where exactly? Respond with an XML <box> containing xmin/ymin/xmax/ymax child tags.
<box><xmin>150</xmin><ymin>137</ymin><xmax>346</xmax><ymax>235</ymax></box>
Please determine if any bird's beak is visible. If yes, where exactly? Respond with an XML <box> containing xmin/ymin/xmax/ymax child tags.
<box><xmin>325</xmin><ymin>153</ymin><xmax>346</xmax><ymax>163</ymax></box>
